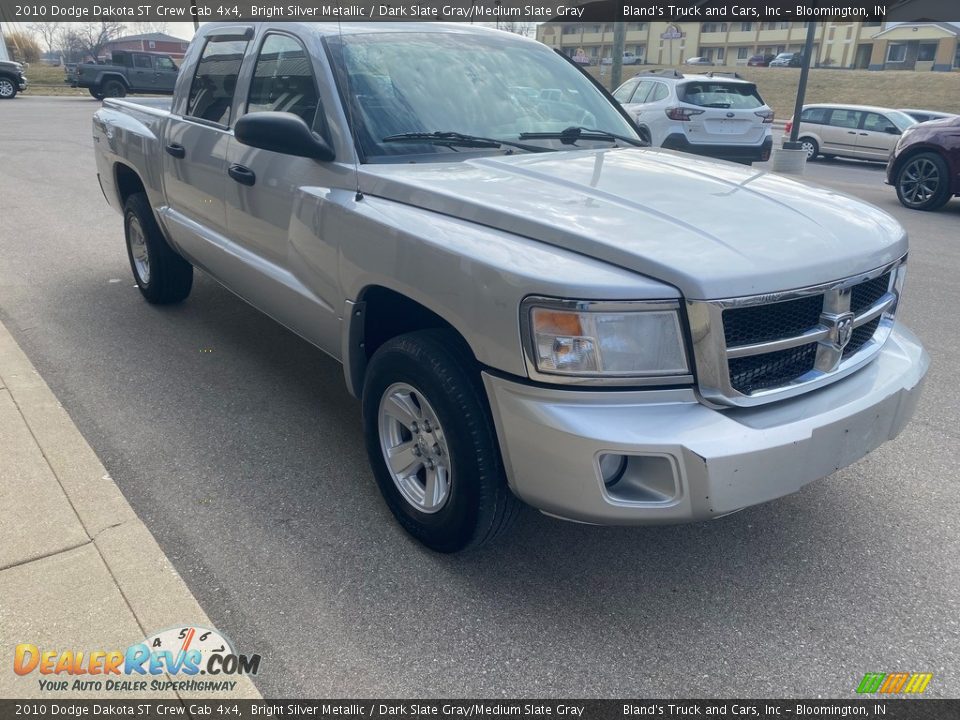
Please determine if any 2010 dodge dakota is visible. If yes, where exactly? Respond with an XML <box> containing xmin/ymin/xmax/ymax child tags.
<box><xmin>93</xmin><ymin>23</ymin><xmax>929</xmax><ymax>552</ymax></box>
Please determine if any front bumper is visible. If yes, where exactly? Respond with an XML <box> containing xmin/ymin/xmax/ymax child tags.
<box><xmin>18</xmin><ymin>75</ymin><xmax>27</xmax><ymax>91</ymax></box>
<box><xmin>483</xmin><ymin>325</ymin><xmax>928</xmax><ymax>525</ymax></box>
<box><xmin>662</xmin><ymin>133</ymin><xmax>773</xmax><ymax>163</ymax></box>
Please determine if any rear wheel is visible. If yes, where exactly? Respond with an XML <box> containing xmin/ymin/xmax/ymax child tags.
<box><xmin>124</xmin><ymin>193</ymin><xmax>193</xmax><ymax>304</ymax></box>
<box><xmin>799</xmin><ymin>137</ymin><xmax>819</xmax><ymax>160</ymax></box>
<box><xmin>896</xmin><ymin>152</ymin><xmax>952</xmax><ymax>211</ymax></box>
<box><xmin>0</xmin><ymin>77</ymin><xmax>17</xmax><ymax>99</ymax></box>
<box><xmin>102</xmin><ymin>79</ymin><xmax>127</xmax><ymax>98</ymax></box>
<box><xmin>362</xmin><ymin>329</ymin><xmax>520</xmax><ymax>553</ymax></box>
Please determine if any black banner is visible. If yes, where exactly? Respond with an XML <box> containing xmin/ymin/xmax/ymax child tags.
<box><xmin>2</xmin><ymin>700</ymin><xmax>960</xmax><ymax>720</ymax></box>
<box><xmin>2</xmin><ymin>0</ymin><xmax>960</xmax><ymax>23</ymax></box>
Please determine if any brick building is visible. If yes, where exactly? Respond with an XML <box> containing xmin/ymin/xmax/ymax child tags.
<box><xmin>105</xmin><ymin>33</ymin><xmax>190</xmax><ymax>61</ymax></box>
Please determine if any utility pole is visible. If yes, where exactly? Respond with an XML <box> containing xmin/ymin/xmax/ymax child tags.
<box><xmin>611</xmin><ymin>22</ymin><xmax>626</xmax><ymax>90</ymax></box>
<box><xmin>785</xmin><ymin>21</ymin><xmax>818</xmax><ymax>147</ymax></box>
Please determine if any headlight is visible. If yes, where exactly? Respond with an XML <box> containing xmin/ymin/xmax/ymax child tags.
<box><xmin>521</xmin><ymin>297</ymin><xmax>690</xmax><ymax>385</ymax></box>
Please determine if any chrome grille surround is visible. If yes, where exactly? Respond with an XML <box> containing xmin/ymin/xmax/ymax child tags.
<box><xmin>686</xmin><ymin>257</ymin><xmax>906</xmax><ymax>407</ymax></box>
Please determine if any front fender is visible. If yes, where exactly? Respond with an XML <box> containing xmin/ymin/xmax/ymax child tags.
<box><xmin>331</xmin><ymin>194</ymin><xmax>680</xmax><ymax>381</ymax></box>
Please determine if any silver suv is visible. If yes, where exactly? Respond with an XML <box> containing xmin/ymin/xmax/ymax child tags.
<box><xmin>613</xmin><ymin>70</ymin><xmax>774</xmax><ymax>164</ymax></box>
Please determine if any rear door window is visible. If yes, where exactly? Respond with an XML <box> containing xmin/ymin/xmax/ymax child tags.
<box><xmin>648</xmin><ymin>82</ymin><xmax>669</xmax><ymax>102</ymax></box>
<box><xmin>631</xmin><ymin>80</ymin><xmax>654</xmax><ymax>104</ymax></box>
<box><xmin>612</xmin><ymin>78</ymin><xmax>639</xmax><ymax>103</ymax></box>
<box><xmin>186</xmin><ymin>38</ymin><xmax>250</xmax><ymax>126</ymax></box>
<box><xmin>678</xmin><ymin>82</ymin><xmax>764</xmax><ymax>109</ymax></box>
<box><xmin>133</xmin><ymin>54</ymin><xmax>152</xmax><ymax>69</ymax></box>
<box><xmin>828</xmin><ymin>109</ymin><xmax>862</xmax><ymax>129</ymax></box>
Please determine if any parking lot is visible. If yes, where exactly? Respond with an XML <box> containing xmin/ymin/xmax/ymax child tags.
<box><xmin>1</xmin><ymin>96</ymin><xmax>958</xmax><ymax>697</ymax></box>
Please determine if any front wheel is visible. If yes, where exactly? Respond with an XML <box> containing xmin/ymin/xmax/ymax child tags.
<box><xmin>896</xmin><ymin>152</ymin><xmax>952</xmax><ymax>211</ymax></box>
<box><xmin>124</xmin><ymin>193</ymin><xmax>193</xmax><ymax>304</ymax></box>
<box><xmin>362</xmin><ymin>330</ymin><xmax>520</xmax><ymax>553</ymax></box>
<box><xmin>0</xmin><ymin>77</ymin><xmax>17</xmax><ymax>99</ymax></box>
<box><xmin>89</xmin><ymin>87</ymin><xmax>105</xmax><ymax>100</ymax></box>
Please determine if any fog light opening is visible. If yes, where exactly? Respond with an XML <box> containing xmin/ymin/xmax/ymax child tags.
<box><xmin>599</xmin><ymin>453</ymin><xmax>628</xmax><ymax>488</ymax></box>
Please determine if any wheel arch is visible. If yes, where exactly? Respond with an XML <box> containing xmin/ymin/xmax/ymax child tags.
<box><xmin>97</xmin><ymin>72</ymin><xmax>129</xmax><ymax>89</ymax></box>
<box><xmin>342</xmin><ymin>285</ymin><xmax>478</xmax><ymax>399</ymax></box>
<box><xmin>113</xmin><ymin>162</ymin><xmax>147</xmax><ymax>209</ymax></box>
<box><xmin>891</xmin><ymin>145</ymin><xmax>952</xmax><ymax>186</ymax></box>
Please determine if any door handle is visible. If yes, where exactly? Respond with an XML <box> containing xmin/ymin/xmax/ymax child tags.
<box><xmin>859</xmin><ymin>132</ymin><xmax>868</xmax><ymax>136</ymax></box>
<box><xmin>847</xmin><ymin>131</ymin><xmax>857</xmax><ymax>135</ymax></box>
<box><xmin>165</xmin><ymin>143</ymin><xmax>185</xmax><ymax>159</ymax></box>
<box><xmin>228</xmin><ymin>164</ymin><xmax>256</xmax><ymax>186</ymax></box>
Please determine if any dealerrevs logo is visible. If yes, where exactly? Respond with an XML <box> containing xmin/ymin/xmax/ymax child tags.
<box><xmin>13</xmin><ymin>625</ymin><xmax>260</xmax><ymax>693</ymax></box>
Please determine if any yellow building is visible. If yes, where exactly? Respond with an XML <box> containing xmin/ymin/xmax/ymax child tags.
<box><xmin>535</xmin><ymin>21</ymin><xmax>957</xmax><ymax>71</ymax></box>
<box><xmin>868</xmin><ymin>22</ymin><xmax>960</xmax><ymax>72</ymax></box>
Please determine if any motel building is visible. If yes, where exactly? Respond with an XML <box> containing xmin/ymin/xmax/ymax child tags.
<box><xmin>536</xmin><ymin>20</ymin><xmax>960</xmax><ymax>71</ymax></box>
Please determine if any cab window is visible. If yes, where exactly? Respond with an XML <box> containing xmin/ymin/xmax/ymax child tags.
<box><xmin>133</xmin><ymin>54</ymin><xmax>152</xmax><ymax>69</ymax></box>
<box><xmin>155</xmin><ymin>57</ymin><xmax>177</xmax><ymax>72</ymax></box>
<box><xmin>186</xmin><ymin>38</ymin><xmax>250</xmax><ymax>126</ymax></box>
<box><xmin>247</xmin><ymin>33</ymin><xmax>323</xmax><ymax>131</ymax></box>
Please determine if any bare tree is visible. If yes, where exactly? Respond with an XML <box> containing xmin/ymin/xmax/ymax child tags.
<box><xmin>128</xmin><ymin>22</ymin><xmax>170</xmax><ymax>36</ymax></box>
<box><xmin>28</xmin><ymin>22</ymin><xmax>62</xmax><ymax>56</ymax></box>
<box><xmin>51</xmin><ymin>22</ymin><xmax>127</xmax><ymax>62</ymax></box>
<box><xmin>497</xmin><ymin>22</ymin><xmax>535</xmax><ymax>37</ymax></box>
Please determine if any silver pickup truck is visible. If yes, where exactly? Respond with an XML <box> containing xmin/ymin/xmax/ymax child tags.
<box><xmin>93</xmin><ymin>22</ymin><xmax>928</xmax><ymax>552</ymax></box>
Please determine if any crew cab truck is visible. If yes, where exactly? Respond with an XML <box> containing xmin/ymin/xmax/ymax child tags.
<box><xmin>93</xmin><ymin>23</ymin><xmax>928</xmax><ymax>553</ymax></box>
<box><xmin>72</xmin><ymin>50</ymin><xmax>179</xmax><ymax>100</ymax></box>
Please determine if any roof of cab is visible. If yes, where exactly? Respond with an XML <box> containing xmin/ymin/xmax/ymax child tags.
<box><xmin>199</xmin><ymin>21</ymin><xmax>531</xmax><ymax>39</ymax></box>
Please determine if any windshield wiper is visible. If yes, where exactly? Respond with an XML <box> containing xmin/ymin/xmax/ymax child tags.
<box><xmin>518</xmin><ymin>126</ymin><xmax>647</xmax><ymax>147</ymax></box>
<box><xmin>382</xmin><ymin>132</ymin><xmax>554</xmax><ymax>154</ymax></box>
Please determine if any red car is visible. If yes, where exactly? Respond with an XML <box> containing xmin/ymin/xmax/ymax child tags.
<box><xmin>886</xmin><ymin>115</ymin><xmax>960</xmax><ymax>211</ymax></box>
<box><xmin>747</xmin><ymin>54</ymin><xmax>776</xmax><ymax>67</ymax></box>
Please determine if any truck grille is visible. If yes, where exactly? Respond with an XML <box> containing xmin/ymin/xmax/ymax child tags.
<box><xmin>687</xmin><ymin>260</ymin><xmax>904</xmax><ymax>407</ymax></box>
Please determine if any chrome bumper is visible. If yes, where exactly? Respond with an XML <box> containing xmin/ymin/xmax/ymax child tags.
<box><xmin>483</xmin><ymin>325</ymin><xmax>928</xmax><ymax>525</ymax></box>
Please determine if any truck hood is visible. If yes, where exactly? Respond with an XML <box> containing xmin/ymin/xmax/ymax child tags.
<box><xmin>359</xmin><ymin>147</ymin><xmax>907</xmax><ymax>299</ymax></box>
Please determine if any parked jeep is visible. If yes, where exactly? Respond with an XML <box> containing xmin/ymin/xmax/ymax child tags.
<box><xmin>70</xmin><ymin>50</ymin><xmax>178</xmax><ymax>100</ymax></box>
<box><xmin>0</xmin><ymin>60</ymin><xmax>28</xmax><ymax>99</ymax></box>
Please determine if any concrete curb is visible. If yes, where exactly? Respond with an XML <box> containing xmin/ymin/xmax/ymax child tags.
<box><xmin>0</xmin><ymin>319</ymin><xmax>261</xmax><ymax>701</ymax></box>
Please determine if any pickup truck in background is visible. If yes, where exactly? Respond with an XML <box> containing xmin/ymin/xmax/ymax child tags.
<box><xmin>69</xmin><ymin>50</ymin><xmax>179</xmax><ymax>100</ymax></box>
<box><xmin>0</xmin><ymin>59</ymin><xmax>28</xmax><ymax>99</ymax></box>
<box><xmin>92</xmin><ymin>23</ymin><xmax>928</xmax><ymax>553</ymax></box>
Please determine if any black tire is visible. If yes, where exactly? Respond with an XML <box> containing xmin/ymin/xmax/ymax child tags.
<box><xmin>123</xmin><ymin>193</ymin><xmax>193</xmax><ymax>304</ymax></box>
<box><xmin>0</xmin><ymin>76</ymin><xmax>18</xmax><ymax>99</ymax></box>
<box><xmin>895</xmin><ymin>151</ymin><xmax>952</xmax><ymax>211</ymax></box>
<box><xmin>102</xmin><ymin>79</ymin><xmax>127</xmax><ymax>98</ymax></box>
<box><xmin>799</xmin><ymin>137</ymin><xmax>819</xmax><ymax>160</ymax></box>
<box><xmin>89</xmin><ymin>87</ymin><xmax>105</xmax><ymax>100</ymax></box>
<box><xmin>362</xmin><ymin>329</ymin><xmax>520</xmax><ymax>553</ymax></box>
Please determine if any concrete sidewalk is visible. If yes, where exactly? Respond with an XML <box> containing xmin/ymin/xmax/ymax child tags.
<box><xmin>0</xmin><ymin>319</ymin><xmax>260</xmax><ymax>701</ymax></box>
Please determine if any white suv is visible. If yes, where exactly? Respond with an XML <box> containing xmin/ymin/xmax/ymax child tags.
<box><xmin>612</xmin><ymin>70</ymin><xmax>774</xmax><ymax>164</ymax></box>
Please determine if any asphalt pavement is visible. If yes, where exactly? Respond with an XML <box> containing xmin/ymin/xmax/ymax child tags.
<box><xmin>1</xmin><ymin>97</ymin><xmax>958</xmax><ymax>698</ymax></box>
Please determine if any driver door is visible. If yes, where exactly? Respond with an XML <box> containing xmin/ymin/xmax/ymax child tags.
<box><xmin>857</xmin><ymin>112</ymin><xmax>901</xmax><ymax>161</ymax></box>
<box><xmin>223</xmin><ymin>30</ymin><xmax>341</xmax><ymax>348</ymax></box>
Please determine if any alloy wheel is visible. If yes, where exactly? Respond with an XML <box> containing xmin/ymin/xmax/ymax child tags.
<box><xmin>900</xmin><ymin>157</ymin><xmax>941</xmax><ymax>207</ymax></box>
<box><xmin>377</xmin><ymin>382</ymin><xmax>452</xmax><ymax>514</ymax></box>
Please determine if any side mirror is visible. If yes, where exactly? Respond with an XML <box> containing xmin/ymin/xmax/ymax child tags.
<box><xmin>884</xmin><ymin>126</ymin><xmax>900</xmax><ymax>135</ymax></box>
<box><xmin>234</xmin><ymin>111</ymin><xmax>335</xmax><ymax>161</ymax></box>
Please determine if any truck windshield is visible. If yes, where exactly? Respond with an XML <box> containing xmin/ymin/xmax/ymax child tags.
<box><xmin>327</xmin><ymin>31</ymin><xmax>639</xmax><ymax>160</ymax></box>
